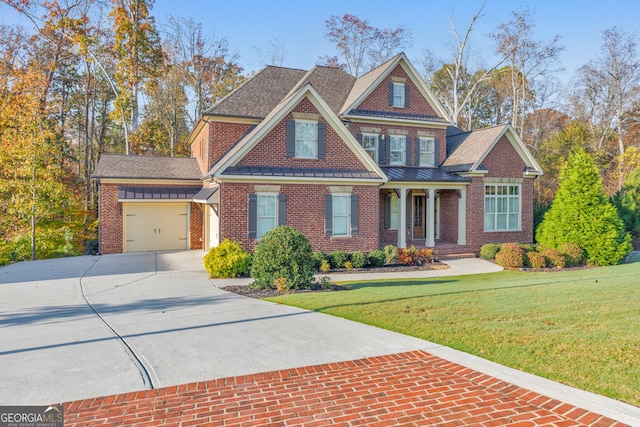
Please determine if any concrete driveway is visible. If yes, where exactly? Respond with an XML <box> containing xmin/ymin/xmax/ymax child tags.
<box><xmin>0</xmin><ymin>251</ymin><xmax>431</xmax><ymax>405</ymax></box>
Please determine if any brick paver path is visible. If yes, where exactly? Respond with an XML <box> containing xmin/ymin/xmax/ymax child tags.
<box><xmin>65</xmin><ymin>350</ymin><xmax>629</xmax><ymax>426</ymax></box>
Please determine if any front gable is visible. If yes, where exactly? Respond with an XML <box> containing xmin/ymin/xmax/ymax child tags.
<box><xmin>342</xmin><ymin>54</ymin><xmax>452</xmax><ymax>126</ymax></box>
<box><xmin>211</xmin><ymin>84</ymin><xmax>386</xmax><ymax>183</ymax></box>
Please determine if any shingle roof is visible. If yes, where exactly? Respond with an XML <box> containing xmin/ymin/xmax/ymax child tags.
<box><xmin>442</xmin><ymin>125</ymin><xmax>509</xmax><ymax>172</ymax></box>
<box><xmin>204</xmin><ymin>66</ymin><xmax>307</xmax><ymax>118</ymax></box>
<box><xmin>223</xmin><ymin>166</ymin><xmax>382</xmax><ymax>180</ymax></box>
<box><xmin>286</xmin><ymin>66</ymin><xmax>356</xmax><ymax>114</ymax></box>
<box><xmin>381</xmin><ymin>167</ymin><xmax>471</xmax><ymax>183</ymax></box>
<box><xmin>341</xmin><ymin>55</ymin><xmax>397</xmax><ymax>113</ymax></box>
<box><xmin>93</xmin><ymin>155</ymin><xmax>202</xmax><ymax>180</ymax></box>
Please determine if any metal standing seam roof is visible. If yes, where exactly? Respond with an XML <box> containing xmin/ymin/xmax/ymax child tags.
<box><xmin>222</xmin><ymin>166</ymin><xmax>383</xmax><ymax>180</ymax></box>
<box><xmin>117</xmin><ymin>186</ymin><xmax>203</xmax><ymax>200</ymax></box>
<box><xmin>381</xmin><ymin>167</ymin><xmax>471</xmax><ymax>183</ymax></box>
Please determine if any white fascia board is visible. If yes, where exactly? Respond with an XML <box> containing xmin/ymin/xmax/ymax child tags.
<box><xmin>472</xmin><ymin>125</ymin><xmax>543</xmax><ymax>175</ymax></box>
<box><xmin>217</xmin><ymin>175</ymin><xmax>386</xmax><ymax>185</ymax></box>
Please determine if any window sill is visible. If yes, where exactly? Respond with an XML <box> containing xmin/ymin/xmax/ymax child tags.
<box><xmin>330</xmin><ymin>235</ymin><xmax>352</xmax><ymax>240</ymax></box>
<box><xmin>483</xmin><ymin>229</ymin><xmax>522</xmax><ymax>233</ymax></box>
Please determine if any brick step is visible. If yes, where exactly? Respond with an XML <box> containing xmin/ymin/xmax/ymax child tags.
<box><xmin>436</xmin><ymin>252</ymin><xmax>477</xmax><ymax>260</ymax></box>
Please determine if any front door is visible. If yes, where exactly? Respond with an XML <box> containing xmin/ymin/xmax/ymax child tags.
<box><xmin>413</xmin><ymin>195</ymin><xmax>426</xmax><ymax>239</ymax></box>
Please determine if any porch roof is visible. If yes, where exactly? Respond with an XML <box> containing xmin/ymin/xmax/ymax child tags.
<box><xmin>117</xmin><ymin>186</ymin><xmax>202</xmax><ymax>201</ymax></box>
<box><xmin>381</xmin><ymin>167</ymin><xmax>471</xmax><ymax>183</ymax></box>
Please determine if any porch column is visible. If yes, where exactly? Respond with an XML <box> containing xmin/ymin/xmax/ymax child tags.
<box><xmin>458</xmin><ymin>188</ymin><xmax>467</xmax><ymax>245</ymax></box>
<box><xmin>426</xmin><ymin>188</ymin><xmax>435</xmax><ymax>247</ymax></box>
<box><xmin>398</xmin><ymin>188</ymin><xmax>407</xmax><ymax>248</ymax></box>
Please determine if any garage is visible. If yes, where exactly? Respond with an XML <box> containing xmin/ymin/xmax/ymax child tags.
<box><xmin>123</xmin><ymin>202</ymin><xmax>190</xmax><ymax>252</ymax></box>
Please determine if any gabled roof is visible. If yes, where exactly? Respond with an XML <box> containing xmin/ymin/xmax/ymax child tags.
<box><xmin>340</xmin><ymin>53</ymin><xmax>453</xmax><ymax>123</ymax></box>
<box><xmin>209</xmin><ymin>83</ymin><xmax>386</xmax><ymax>183</ymax></box>
<box><xmin>442</xmin><ymin>125</ymin><xmax>543</xmax><ymax>176</ymax></box>
<box><xmin>204</xmin><ymin>66</ymin><xmax>307</xmax><ymax>119</ymax></box>
<box><xmin>93</xmin><ymin>155</ymin><xmax>202</xmax><ymax>180</ymax></box>
<box><xmin>284</xmin><ymin>66</ymin><xmax>356</xmax><ymax>114</ymax></box>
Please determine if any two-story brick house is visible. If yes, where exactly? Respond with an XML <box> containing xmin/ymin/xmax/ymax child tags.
<box><xmin>93</xmin><ymin>53</ymin><xmax>542</xmax><ymax>256</ymax></box>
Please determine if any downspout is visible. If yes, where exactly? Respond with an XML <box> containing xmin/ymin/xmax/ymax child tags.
<box><xmin>95</xmin><ymin>177</ymin><xmax>101</xmax><ymax>255</ymax></box>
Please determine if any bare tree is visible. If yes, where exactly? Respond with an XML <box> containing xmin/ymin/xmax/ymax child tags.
<box><xmin>253</xmin><ymin>36</ymin><xmax>286</xmax><ymax>67</ymax></box>
<box><xmin>323</xmin><ymin>14</ymin><xmax>411</xmax><ymax>77</ymax></box>
<box><xmin>573</xmin><ymin>27</ymin><xmax>640</xmax><ymax>190</ymax></box>
<box><xmin>491</xmin><ymin>8</ymin><xmax>564</xmax><ymax>136</ymax></box>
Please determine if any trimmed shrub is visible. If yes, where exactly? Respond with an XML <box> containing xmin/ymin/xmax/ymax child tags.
<box><xmin>329</xmin><ymin>250</ymin><xmax>347</xmax><ymax>269</ymax></box>
<box><xmin>558</xmin><ymin>243</ymin><xmax>584</xmax><ymax>266</ymax></box>
<box><xmin>319</xmin><ymin>259</ymin><xmax>331</xmax><ymax>273</ymax></box>
<box><xmin>349</xmin><ymin>251</ymin><xmax>368</xmax><ymax>268</ymax></box>
<box><xmin>250</xmin><ymin>226</ymin><xmax>315</xmax><ymax>290</ymax></box>
<box><xmin>479</xmin><ymin>243</ymin><xmax>501</xmax><ymax>260</ymax></box>
<box><xmin>203</xmin><ymin>239</ymin><xmax>251</xmax><ymax>278</ymax></box>
<box><xmin>539</xmin><ymin>247</ymin><xmax>567</xmax><ymax>268</ymax></box>
<box><xmin>526</xmin><ymin>251</ymin><xmax>547</xmax><ymax>269</ymax></box>
<box><xmin>398</xmin><ymin>246</ymin><xmax>433</xmax><ymax>265</ymax></box>
<box><xmin>383</xmin><ymin>245</ymin><xmax>398</xmax><ymax>264</ymax></box>
<box><xmin>311</xmin><ymin>250</ymin><xmax>328</xmax><ymax>270</ymax></box>
<box><xmin>495</xmin><ymin>243</ymin><xmax>525</xmax><ymax>268</ymax></box>
<box><xmin>368</xmin><ymin>250</ymin><xmax>386</xmax><ymax>267</ymax></box>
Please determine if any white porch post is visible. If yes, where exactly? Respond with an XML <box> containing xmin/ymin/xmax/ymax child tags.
<box><xmin>426</xmin><ymin>188</ymin><xmax>435</xmax><ymax>247</ymax></box>
<box><xmin>398</xmin><ymin>188</ymin><xmax>407</xmax><ymax>248</ymax></box>
<box><xmin>458</xmin><ymin>188</ymin><xmax>467</xmax><ymax>245</ymax></box>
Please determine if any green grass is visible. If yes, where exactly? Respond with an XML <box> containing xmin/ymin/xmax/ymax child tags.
<box><xmin>266</xmin><ymin>261</ymin><xmax>640</xmax><ymax>406</ymax></box>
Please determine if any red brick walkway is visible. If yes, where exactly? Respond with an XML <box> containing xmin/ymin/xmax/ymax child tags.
<box><xmin>65</xmin><ymin>351</ymin><xmax>628</xmax><ymax>426</ymax></box>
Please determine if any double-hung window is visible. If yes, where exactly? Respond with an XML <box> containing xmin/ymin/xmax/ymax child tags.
<box><xmin>332</xmin><ymin>194</ymin><xmax>350</xmax><ymax>236</ymax></box>
<box><xmin>361</xmin><ymin>133</ymin><xmax>378</xmax><ymax>162</ymax></box>
<box><xmin>257</xmin><ymin>194</ymin><xmax>278</xmax><ymax>238</ymax></box>
<box><xmin>295</xmin><ymin>120</ymin><xmax>317</xmax><ymax>158</ymax></box>
<box><xmin>419</xmin><ymin>137</ymin><xmax>435</xmax><ymax>167</ymax></box>
<box><xmin>389</xmin><ymin>135</ymin><xmax>405</xmax><ymax>165</ymax></box>
<box><xmin>389</xmin><ymin>194</ymin><xmax>399</xmax><ymax>229</ymax></box>
<box><xmin>392</xmin><ymin>82</ymin><xmax>405</xmax><ymax>107</ymax></box>
<box><xmin>484</xmin><ymin>184</ymin><xmax>520</xmax><ymax>231</ymax></box>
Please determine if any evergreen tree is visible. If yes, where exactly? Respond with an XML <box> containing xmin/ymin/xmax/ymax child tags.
<box><xmin>536</xmin><ymin>149</ymin><xmax>631</xmax><ymax>265</ymax></box>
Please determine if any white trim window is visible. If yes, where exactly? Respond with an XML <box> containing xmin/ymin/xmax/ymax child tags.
<box><xmin>362</xmin><ymin>133</ymin><xmax>378</xmax><ymax>162</ymax></box>
<box><xmin>419</xmin><ymin>137</ymin><xmax>435</xmax><ymax>167</ymax></box>
<box><xmin>389</xmin><ymin>135</ymin><xmax>405</xmax><ymax>165</ymax></box>
<box><xmin>332</xmin><ymin>194</ymin><xmax>351</xmax><ymax>236</ymax></box>
<box><xmin>484</xmin><ymin>184</ymin><xmax>521</xmax><ymax>231</ymax></box>
<box><xmin>392</xmin><ymin>82</ymin><xmax>405</xmax><ymax>107</ymax></box>
<box><xmin>295</xmin><ymin>120</ymin><xmax>317</xmax><ymax>158</ymax></box>
<box><xmin>390</xmin><ymin>194</ymin><xmax>399</xmax><ymax>230</ymax></box>
<box><xmin>257</xmin><ymin>194</ymin><xmax>278</xmax><ymax>238</ymax></box>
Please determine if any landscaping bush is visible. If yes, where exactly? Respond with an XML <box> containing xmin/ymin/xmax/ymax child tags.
<box><xmin>538</xmin><ymin>247</ymin><xmax>567</xmax><ymax>268</ymax></box>
<box><xmin>349</xmin><ymin>251</ymin><xmax>368</xmax><ymax>268</ymax></box>
<box><xmin>203</xmin><ymin>239</ymin><xmax>251</xmax><ymax>278</ymax></box>
<box><xmin>558</xmin><ymin>243</ymin><xmax>584</xmax><ymax>266</ymax></box>
<box><xmin>368</xmin><ymin>250</ymin><xmax>386</xmax><ymax>267</ymax></box>
<box><xmin>479</xmin><ymin>243</ymin><xmax>501</xmax><ymax>260</ymax></box>
<box><xmin>526</xmin><ymin>251</ymin><xmax>547</xmax><ymax>269</ymax></box>
<box><xmin>250</xmin><ymin>226</ymin><xmax>315</xmax><ymax>290</ymax></box>
<box><xmin>398</xmin><ymin>246</ymin><xmax>434</xmax><ymax>265</ymax></box>
<box><xmin>383</xmin><ymin>245</ymin><xmax>398</xmax><ymax>264</ymax></box>
<box><xmin>311</xmin><ymin>250</ymin><xmax>328</xmax><ymax>270</ymax></box>
<box><xmin>495</xmin><ymin>243</ymin><xmax>525</xmax><ymax>268</ymax></box>
<box><xmin>329</xmin><ymin>250</ymin><xmax>347</xmax><ymax>269</ymax></box>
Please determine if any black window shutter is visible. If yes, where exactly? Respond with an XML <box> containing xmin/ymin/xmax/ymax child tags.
<box><xmin>388</xmin><ymin>82</ymin><xmax>394</xmax><ymax>106</ymax></box>
<box><xmin>277</xmin><ymin>194</ymin><xmax>287</xmax><ymax>226</ymax></box>
<box><xmin>405</xmin><ymin>84</ymin><xmax>410</xmax><ymax>107</ymax></box>
<box><xmin>384</xmin><ymin>194</ymin><xmax>391</xmax><ymax>229</ymax></box>
<box><xmin>378</xmin><ymin>135</ymin><xmax>385</xmax><ymax>164</ymax></box>
<box><xmin>405</xmin><ymin>136</ymin><xmax>412</xmax><ymax>165</ymax></box>
<box><xmin>317</xmin><ymin>122</ymin><xmax>326</xmax><ymax>159</ymax></box>
<box><xmin>434</xmin><ymin>139</ymin><xmax>440</xmax><ymax>166</ymax></box>
<box><xmin>324</xmin><ymin>195</ymin><xmax>332</xmax><ymax>236</ymax></box>
<box><xmin>248</xmin><ymin>194</ymin><xmax>257</xmax><ymax>239</ymax></box>
<box><xmin>350</xmin><ymin>194</ymin><xmax>359</xmax><ymax>235</ymax></box>
<box><xmin>286</xmin><ymin>120</ymin><xmax>295</xmax><ymax>157</ymax></box>
<box><xmin>357</xmin><ymin>133</ymin><xmax>363</xmax><ymax>146</ymax></box>
<box><xmin>415</xmin><ymin>138</ymin><xmax>421</xmax><ymax>166</ymax></box>
<box><xmin>385</xmin><ymin>135</ymin><xmax>391</xmax><ymax>164</ymax></box>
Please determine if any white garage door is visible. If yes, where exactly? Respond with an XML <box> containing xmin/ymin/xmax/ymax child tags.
<box><xmin>124</xmin><ymin>203</ymin><xmax>189</xmax><ymax>252</ymax></box>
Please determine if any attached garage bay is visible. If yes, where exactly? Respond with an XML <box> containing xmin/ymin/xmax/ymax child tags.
<box><xmin>123</xmin><ymin>202</ymin><xmax>190</xmax><ymax>252</ymax></box>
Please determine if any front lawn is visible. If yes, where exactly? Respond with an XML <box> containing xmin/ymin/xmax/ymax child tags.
<box><xmin>265</xmin><ymin>260</ymin><xmax>640</xmax><ymax>407</ymax></box>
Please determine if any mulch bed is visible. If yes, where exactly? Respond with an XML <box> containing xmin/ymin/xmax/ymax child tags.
<box><xmin>222</xmin><ymin>261</ymin><xmax>449</xmax><ymax>299</ymax></box>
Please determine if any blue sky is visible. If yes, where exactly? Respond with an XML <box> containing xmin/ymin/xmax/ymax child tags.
<box><xmin>3</xmin><ymin>0</ymin><xmax>639</xmax><ymax>84</ymax></box>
